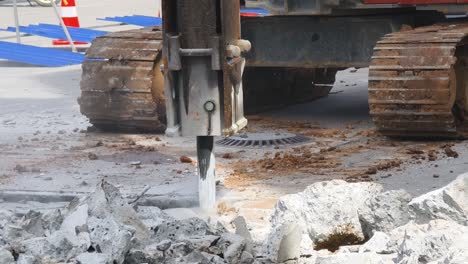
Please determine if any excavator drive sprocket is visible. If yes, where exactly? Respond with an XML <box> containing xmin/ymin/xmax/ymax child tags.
<box><xmin>79</xmin><ymin>27</ymin><xmax>166</xmax><ymax>132</ymax></box>
<box><xmin>369</xmin><ymin>23</ymin><xmax>468</xmax><ymax>138</ymax></box>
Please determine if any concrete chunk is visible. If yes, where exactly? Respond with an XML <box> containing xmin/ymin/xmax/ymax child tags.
<box><xmin>359</xmin><ymin>190</ymin><xmax>412</xmax><ymax>237</ymax></box>
<box><xmin>389</xmin><ymin>219</ymin><xmax>468</xmax><ymax>263</ymax></box>
<box><xmin>76</xmin><ymin>252</ymin><xmax>112</xmax><ymax>264</ymax></box>
<box><xmin>0</xmin><ymin>248</ymin><xmax>15</xmax><ymax>264</ymax></box>
<box><xmin>315</xmin><ymin>252</ymin><xmax>394</xmax><ymax>264</ymax></box>
<box><xmin>409</xmin><ymin>173</ymin><xmax>467</xmax><ymax>225</ymax></box>
<box><xmin>358</xmin><ymin>232</ymin><xmax>391</xmax><ymax>254</ymax></box>
<box><xmin>16</xmin><ymin>254</ymin><xmax>38</xmax><ymax>264</ymax></box>
<box><xmin>265</xmin><ymin>180</ymin><xmax>383</xmax><ymax>261</ymax></box>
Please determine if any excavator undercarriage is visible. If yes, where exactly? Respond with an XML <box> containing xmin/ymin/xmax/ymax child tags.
<box><xmin>78</xmin><ymin>5</ymin><xmax>468</xmax><ymax>138</ymax></box>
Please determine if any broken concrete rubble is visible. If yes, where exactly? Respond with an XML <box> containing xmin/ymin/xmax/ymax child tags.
<box><xmin>358</xmin><ymin>190</ymin><xmax>412</xmax><ymax>237</ymax></box>
<box><xmin>439</xmin><ymin>235</ymin><xmax>468</xmax><ymax>264</ymax></box>
<box><xmin>0</xmin><ymin>181</ymin><xmax>256</xmax><ymax>264</ymax></box>
<box><xmin>157</xmin><ymin>218</ymin><xmax>206</xmax><ymax>237</ymax></box>
<box><xmin>174</xmin><ymin>250</ymin><xmax>221</xmax><ymax>264</ymax></box>
<box><xmin>85</xmin><ymin>180</ymin><xmax>149</xmax><ymax>243</ymax></box>
<box><xmin>15</xmin><ymin>254</ymin><xmax>36</xmax><ymax>264</ymax></box>
<box><xmin>76</xmin><ymin>252</ymin><xmax>112</xmax><ymax>264</ymax></box>
<box><xmin>276</xmin><ymin>223</ymin><xmax>302</xmax><ymax>263</ymax></box>
<box><xmin>315</xmin><ymin>252</ymin><xmax>395</xmax><ymax>264</ymax></box>
<box><xmin>14</xmin><ymin>237</ymin><xmax>58</xmax><ymax>259</ymax></box>
<box><xmin>125</xmin><ymin>247</ymin><xmax>164</xmax><ymax>264</ymax></box>
<box><xmin>20</xmin><ymin>211</ymin><xmax>46</xmax><ymax>237</ymax></box>
<box><xmin>408</xmin><ymin>173</ymin><xmax>467</xmax><ymax>225</ymax></box>
<box><xmin>218</xmin><ymin>233</ymin><xmax>248</xmax><ymax>264</ymax></box>
<box><xmin>136</xmin><ymin>206</ymin><xmax>174</xmax><ymax>228</ymax></box>
<box><xmin>265</xmin><ymin>180</ymin><xmax>383</xmax><ymax>261</ymax></box>
<box><xmin>0</xmin><ymin>247</ymin><xmax>15</xmax><ymax>264</ymax></box>
<box><xmin>389</xmin><ymin>219</ymin><xmax>468</xmax><ymax>263</ymax></box>
<box><xmin>0</xmin><ymin>173</ymin><xmax>466</xmax><ymax>264</ymax></box>
<box><xmin>358</xmin><ymin>232</ymin><xmax>391</xmax><ymax>254</ymax></box>
<box><xmin>240</xmin><ymin>251</ymin><xmax>255</xmax><ymax>264</ymax></box>
<box><xmin>0</xmin><ymin>211</ymin><xmax>18</xmax><ymax>247</ymax></box>
<box><xmin>3</xmin><ymin>224</ymin><xmax>33</xmax><ymax>245</ymax></box>
<box><xmin>261</xmin><ymin>175</ymin><xmax>467</xmax><ymax>263</ymax></box>
<box><xmin>59</xmin><ymin>204</ymin><xmax>89</xmax><ymax>250</ymax></box>
<box><xmin>41</xmin><ymin>209</ymin><xmax>64</xmax><ymax>234</ymax></box>
<box><xmin>87</xmin><ymin>216</ymin><xmax>133</xmax><ymax>264</ymax></box>
<box><xmin>0</xmin><ymin>210</ymin><xmax>16</xmax><ymax>229</ymax></box>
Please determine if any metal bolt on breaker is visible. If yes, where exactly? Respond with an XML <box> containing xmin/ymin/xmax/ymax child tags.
<box><xmin>162</xmin><ymin>0</ymin><xmax>251</xmax><ymax>210</ymax></box>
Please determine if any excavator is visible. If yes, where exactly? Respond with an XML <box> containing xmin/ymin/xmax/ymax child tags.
<box><xmin>79</xmin><ymin>0</ymin><xmax>468</xmax><ymax>209</ymax></box>
<box><xmin>79</xmin><ymin>0</ymin><xmax>468</xmax><ymax>139</ymax></box>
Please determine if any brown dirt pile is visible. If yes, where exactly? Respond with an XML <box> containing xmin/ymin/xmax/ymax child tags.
<box><xmin>365</xmin><ymin>159</ymin><xmax>402</xmax><ymax>175</ymax></box>
<box><xmin>314</xmin><ymin>224</ymin><xmax>365</xmax><ymax>252</ymax></box>
<box><xmin>258</xmin><ymin>150</ymin><xmax>341</xmax><ymax>171</ymax></box>
<box><xmin>244</xmin><ymin>117</ymin><xmax>351</xmax><ymax>139</ymax></box>
<box><xmin>442</xmin><ymin>144</ymin><xmax>459</xmax><ymax>158</ymax></box>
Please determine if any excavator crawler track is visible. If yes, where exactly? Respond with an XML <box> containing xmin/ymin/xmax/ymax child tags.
<box><xmin>369</xmin><ymin>23</ymin><xmax>468</xmax><ymax>138</ymax></box>
<box><xmin>78</xmin><ymin>27</ymin><xmax>166</xmax><ymax>132</ymax></box>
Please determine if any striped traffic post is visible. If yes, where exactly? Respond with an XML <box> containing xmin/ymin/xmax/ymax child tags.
<box><xmin>53</xmin><ymin>0</ymin><xmax>86</xmax><ymax>45</ymax></box>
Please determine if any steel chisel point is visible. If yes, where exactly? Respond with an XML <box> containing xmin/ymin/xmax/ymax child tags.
<box><xmin>197</xmin><ymin>136</ymin><xmax>216</xmax><ymax>210</ymax></box>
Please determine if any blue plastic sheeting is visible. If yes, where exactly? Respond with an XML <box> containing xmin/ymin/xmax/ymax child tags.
<box><xmin>98</xmin><ymin>15</ymin><xmax>162</xmax><ymax>27</ymax></box>
<box><xmin>1</xmin><ymin>24</ymin><xmax>107</xmax><ymax>43</ymax></box>
<box><xmin>0</xmin><ymin>41</ymin><xmax>85</xmax><ymax>67</ymax></box>
<box><xmin>98</xmin><ymin>9</ymin><xmax>269</xmax><ymax>27</ymax></box>
<box><xmin>240</xmin><ymin>8</ymin><xmax>270</xmax><ymax>15</ymax></box>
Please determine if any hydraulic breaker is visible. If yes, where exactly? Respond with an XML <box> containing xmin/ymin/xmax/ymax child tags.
<box><xmin>162</xmin><ymin>0</ymin><xmax>251</xmax><ymax>209</ymax></box>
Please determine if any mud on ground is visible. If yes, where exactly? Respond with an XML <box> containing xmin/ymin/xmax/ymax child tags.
<box><xmin>223</xmin><ymin>116</ymin><xmax>460</xmax><ymax>188</ymax></box>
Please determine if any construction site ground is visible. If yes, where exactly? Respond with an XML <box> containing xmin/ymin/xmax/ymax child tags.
<box><xmin>1</xmin><ymin>0</ymin><xmax>468</xmax><ymax>241</ymax></box>
<box><xmin>2</xmin><ymin>63</ymin><xmax>468</xmax><ymax>237</ymax></box>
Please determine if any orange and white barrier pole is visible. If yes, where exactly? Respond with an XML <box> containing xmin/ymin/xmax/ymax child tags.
<box><xmin>60</xmin><ymin>0</ymin><xmax>80</xmax><ymax>27</ymax></box>
<box><xmin>53</xmin><ymin>0</ymin><xmax>86</xmax><ymax>46</ymax></box>
<box><xmin>156</xmin><ymin>0</ymin><xmax>162</xmax><ymax>18</ymax></box>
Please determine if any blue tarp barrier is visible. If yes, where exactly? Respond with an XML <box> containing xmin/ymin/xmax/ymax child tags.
<box><xmin>240</xmin><ymin>8</ymin><xmax>270</xmax><ymax>15</ymax></box>
<box><xmin>1</xmin><ymin>23</ymin><xmax>108</xmax><ymax>43</ymax></box>
<box><xmin>0</xmin><ymin>41</ymin><xmax>85</xmax><ymax>67</ymax></box>
<box><xmin>98</xmin><ymin>9</ymin><xmax>269</xmax><ymax>27</ymax></box>
<box><xmin>0</xmin><ymin>8</ymin><xmax>270</xmax><ymax>66</ymax></box>
<box><xmin>98</xmin><ymin>15</ymin><xmax>163</xmax><ymax>27</ymax></box>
